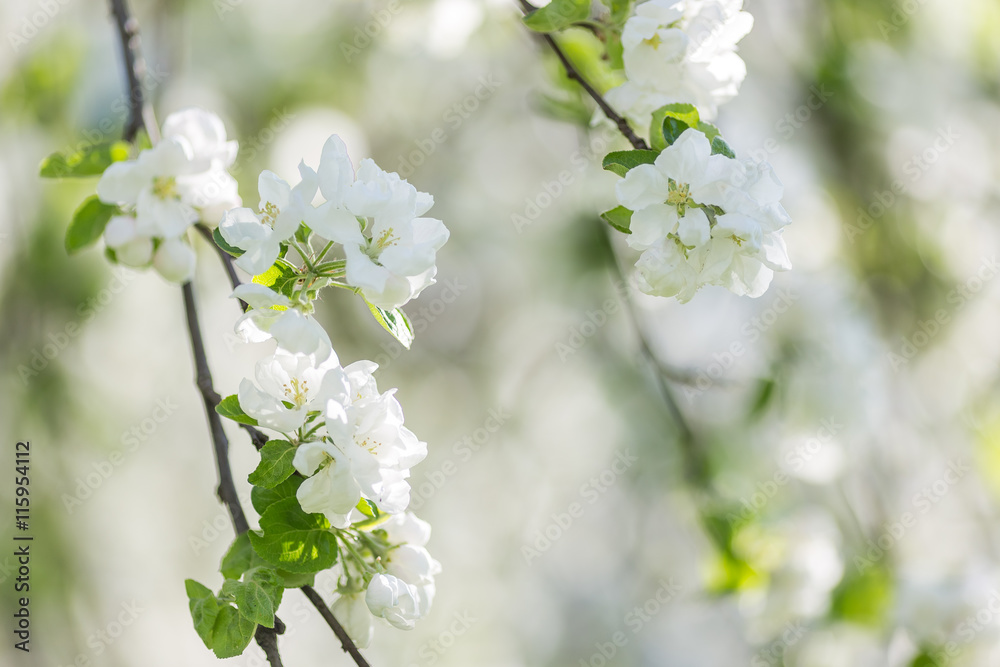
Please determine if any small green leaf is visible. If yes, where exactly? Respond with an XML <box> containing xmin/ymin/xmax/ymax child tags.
<box><xmin>213</xmin><ymin>227</ymin><xmax>245</xmax><ymax>257</ymax></box>
<box><xmin>523</xmin><ymin>0</ymin><xmax>590</xmax><ymax>33</ymax></box>
<box><xmin>355</xmin><ymin>498</ymin><xmax>379</xmax><ymax>519</ymax></box>
<box><xmin>248</xmin><ymin>440</ymin><xmax>297</xmax><ymax>489</ymax></box>
<box><xmin>220</xmin><ymin>534</ymin><xmax>255</xmax><ymax>580</ymax></box>
<box><xmin>366</xmin><ymin>301</ymin><xmax>415</xmax><ymax>349</ymax></box>
<box><xmin>216</xmin><ymin>395</ymin><xmax>259</xmax><ymax>427</ymax></box>
<box><xmin>601</xmin><ymin>206</ymin><xmax>633</xmax><ymax>234</ymax></box>
<box><xmin>65</xmin><ymin>196</ymin><xmax>117</xmax><ymax>254</ymax></box>
<box><xmin>222</xmin><ymin>568</ymin><xmax>282</xmax><ymax>628</ymax></box>
<box><xmin>250</xmin><ymin>475</ymin><xmax>303</xmax><ymax>515</ymax></box>
<box><xmin>211</xmin><ymin>605</ymin><xmax>257</xmax><ymax>659</ymax></box>
<box><xmin>650</xmin><ymin>103</ymin><xmax>701</xmax><ymax>151</ymax></box>
<box><xmin>39</xmin><ymin>141</ymin><xmax>130</xmax><ymax>178</ymax></box>
<box><xmin>253</xmin><ymin>259</ymin><xmax>299</xmax><ymax>298</ymax></box>
<box><xmin>711</xmin><ymin>135</ymin><xmax>736</xmax><ymax>159</ymax></box>
<box><xmin>602</xmin><ymin>149</ymin><xmax>659</xmax><ymax>177</ymax></box>
<box><xmin>697</xmin><ymin>121</ymin><xmax>722</xmax><ymax>143</ymax></box>
<box><xmin>185</xmin><ymin>579</ymin><xmax>220</xmax><ymax>649</ymax></box>
<box><xmin>249</xmin><ymin>497</ymin><xmax>338</xmax><ymax>574</ymax></box>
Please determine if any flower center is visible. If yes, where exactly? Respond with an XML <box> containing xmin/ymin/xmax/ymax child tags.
<box><xmin>152</xmin><ymin>176</ymin><xmax>178</xmax><ymax>200</ymax></box>
<box><xmin>666</xmin><ymin>180</ymin><xmax>694</xmax><ymax>215</ymax></box>
<box><xmin>261</xmin><ymin>202</ymin><xmax>280</xmax><ymax>228</ymax></box>
<box><xmin>364</xmin><ymin>228</ymin><xmax>398</xmax><ymax>261</ymax></box>
<box><xmin>644</xmin><ymin>33</ymin><xmax>663</xmax><ymax>49</ymax></box>
<box><xmin>282</xmin><ymin>377</ymin><xmax>310</xmax><ymax>407</ymax></box>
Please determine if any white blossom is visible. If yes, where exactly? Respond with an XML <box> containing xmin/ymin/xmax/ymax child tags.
<box><xmin>230</xmin><ymin>284</ymin><xmax>332</xmax><ymax>359</ymax></box>
<box><xmin>604</xmin><ymin>0</ymin><xmax>754</xmax><ymax>129</ymax></box>
<box><xmin>237</xmin><ymin>348</ymin><xmax>348</xmax><ymax>433</ymax></box>
<box><xmin>365</xmin><ymin>573</ymin><xmax>422</xmax><ymax>630</ymax></box>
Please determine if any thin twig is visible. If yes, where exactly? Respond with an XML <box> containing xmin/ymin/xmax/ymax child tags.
<box><xmin>109</xmin><ymin>0</ymin><xmax>158</xmax><ymax>143</ymax></box>
<box><xmin>300</xmin><ymin>586</ymin><xmax>373</xmax><ymax>667</ymax></box>
<box><xmin>195</xmin><ymin>223</ymin><xmax>250</xmax><ymax>312</ymax></box>
<box><xmin>516</xmin><ymin>0</ymin><xmax>648</xmax><ymax>150</ymax></box>
<box><xmin>601</xmin><ymin>225</ymin><xmax>707</xmax><ymax>483</ymax></box>
<box><xmin>107</xmin><ymin>2</ymin><xmax>282</xmax><ymax>664</ymax></box>
<box><xmin>182</xmin><ymin>283</ymin><xmax>252</xmax><ymax>534</ymax></box>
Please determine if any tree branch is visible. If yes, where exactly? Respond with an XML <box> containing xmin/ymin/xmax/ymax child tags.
<box><xmin>108</xmin><ymin>0</ymin><xmax>158</xmax><ymax>143</ymax></box>
<box><xmin>600</xmin><ymin>224</ymin><xmax>707</xmax><ymax>483</ymax></box>
<box><xmin>195</xmin><ymin>223</ymin><xmax>250</xmax><ymax>312</ymax></box>
<box><xmin>107</xmin><ymin>2</ymin><xmax>282</xmax><ymax>664</ymax></box>
<box><xmin>300</xmin><ymin>586</ymin><xmax>373</xmax><ymax>667</ymax></box>
<box><xmin>516</xmin><ymin>0</ymin><xmax>648</xmax><ymax>150</ymax></box>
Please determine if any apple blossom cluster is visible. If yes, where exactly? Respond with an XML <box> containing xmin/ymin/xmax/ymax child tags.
<box><xmin>523</xmin><ymin>0</ymin><xmax>790</xmax><ymax>301</ymax></box>
<box><xmin>615</xmin><ymin>128</ymin><xmax>791</xmax><ymax>301</ymax></box>
<box><xmin>96</xmin><ymin>108</ymin><xmax>241</xmax><ymax>282</ymax></box>
<box><xmin>219</xmin><ymin>134</ymin><xmax>449</xmax><ymax>311</ymax></box>
<box><xmin>192</xmin><ymin>136</ymin><xmax>448</xmax><ymax>652</ymax></box>
<box><xmin>605</xmin><ymin>0</ymin><xmax>754</xmax><ymax>130</ymax></box>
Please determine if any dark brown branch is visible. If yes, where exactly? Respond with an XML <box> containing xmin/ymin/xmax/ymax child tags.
<box><xmin>517</xmin><ymin>0</ymin><xmax>648</xmax><ymax>150</ymax></box>
<box><xmin>182</xmin><ymin>282</ymin><xmax>251</xmax><ymax>534</ymax></box>
<box><xmin>108</xmin><ymin>0</ymin><xmax>158</xmax><ymax>143</ymax></box>
<box><xmin>300</xmin><ymin>586</ymin><xmax>373</xmax><ymax>667</ymax></box>
<box><xmin>195</xmin><ymin>224</ymin><xmax>250</xmax><ymax>312</ymax></box>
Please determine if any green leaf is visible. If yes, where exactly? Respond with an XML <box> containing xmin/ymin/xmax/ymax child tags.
<box><xmin>39</xmin><ymin>141</ymin><xmax>130</xmax><ymax>178</ymax></box>
<box><xmin>600</xmin><ymin>206</ymin><xmax>633</xmax><ymax>234</ymax></box>
<box><xmin>522</xmin><ymin>0</ymin><xmax>590</xmax><ymax>33</ymax></box>
<box><xmin>220</xmin><ymin>533</ymin><xmax>311</xmax><ymax>587</ymax></box>
<box><xmin>253</xmin><ymin>259</ymin><xmax>300</xmax><ymax>298</ymax></box>
<box><xmin>711</xmin><ymin>135</ymin><xmax>736</xmax><ymax>159</ymax></box>
<box><xmin>697</xmin><ymin>121</ymin><xmax>721</xmax><ymax>143</ymax></box>
<box><xmin>210</xmin><ymin>605</ymin><xmax>256</xmax><ymax>659</ymax></box>
<box><xmin>248</xmin><ymin>440</ymin><xmax>297</xmax><ymax>489</ymax></box>
<box><xmin>213</xmin><ymin>227</ymin><xmax>245</xmax><ymax>258</ymax></box>
<box><xmin>355</xmin><ymin>498</ymin><xmax>379</xmax><ymax>519</ymax></box>
<box><xmin>650</xmin><ymin>103</ymin><xmax>701</xmax><ymax>151</ymax></box>
<box><xmin>185</xmin><ymin>579</ymin><xmax>221</xmax><ymax>649</ymax></box>
<box><xmin>222</xmin><ymin>568</ymin><xmax>283</xmax><ymax>628</ymax></box>
<box><xmin>366</xmin><ymin>301</ymin><xmax>415</xmax><ymax>350</ymax></box>
<box><xmin>216</xmin><ymin>395</ymin><xmax>259</xmax><ymax>427</ymax></box>
<box><xmin>250</xmin><ymin>475</ymin><xmax>303</xmax><ymax>515</ymax></box>
<box><xmin>220</xmin><ymin>534</ymin><xmax>255</xmax><ymax>580</ymax></box>
<box><xmin>602</xmin><ymin>149</ymin><xmax>659</xmax><ymax>177</ymax></box>
<box><xmin>249</xmin><ymin>497</ymin><xmax>338</xmax><ymax>574</ymax></box>
<box><xmin>65</xmin><ymin>196</ymin><xmax>117</xmax><ymax>254</ymax></box>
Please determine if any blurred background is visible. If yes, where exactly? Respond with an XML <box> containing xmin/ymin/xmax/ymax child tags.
<box><xmin>2</xmin><ymin>0</ymin><xmax>1000</xmax><ymax>665</ymax></box>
